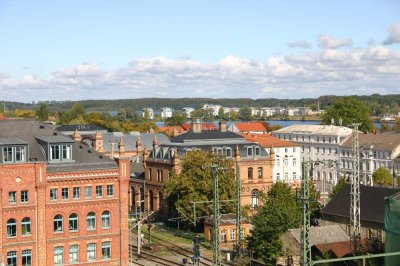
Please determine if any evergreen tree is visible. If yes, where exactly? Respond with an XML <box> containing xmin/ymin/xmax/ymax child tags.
<box><xmin>36</xmin><ymin>103</ymin><xmax>49</xmax><ymax>122</ymax></box>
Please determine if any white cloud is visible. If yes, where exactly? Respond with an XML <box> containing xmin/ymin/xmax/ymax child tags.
<box><xmin>383</xmin><ymin>22</ymin><xmax>400</xmax><ymax>45</ymax></box>
<box><xmin>318</xmin><ymin>35</ymin><xmax>353</xmax><ymax>49</ymax></box>
<box><xmin>1</xmin><ymin>45</ymin><xmax>400</xmax><ymax>101</ymax></box>
<box><xmin>287</xmin><ymin>41</ymin><xmax>312</xmax><ymax>49</ymax></box>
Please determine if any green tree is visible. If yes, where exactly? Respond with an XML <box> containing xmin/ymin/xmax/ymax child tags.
<box><xmin>218</xmin><ymin>107</ymin><xmax>225</xmax><ymax>120</ymax></box>
<box><xmin>329</xmin><ymin>178</ymin><xmax>347</xmax><ymax>199</ymax></box>
<box><xmin>380</xmin><ymin>122</ymin><xmax>391</xmax><ymax>132</ymax></box>
<box><xmin>238</xmin><ymin>106</ymin><xmax>253</xmax><ymax>121</ymax></box>
<box><xmin>165</xmin><ymin>113</ymin><xmax>186</xmax><ymax>126</ymax></box>
<box><xmin>248</xmin><ymin>182</ymin><xmax>301</xmax><ymax>265</ymax></box>
<box><xmin>36</xmin><ymin>103</ymin><xmax>49</xmax><ymax>122</ymax></box>
<box><xmin>322</xmin><ymin>96</ymin><xmax>374</xmax><ymax>132</ymax></box>
<box><xmin>373</xmin><ymin>167</ymin><xmax>393</xmax><ymax>187</ymax></box>
<box><xmin>70</xmin><ymin>102</ymin><xmax>85</xmax><ymax>118</ymax></box>
<box><xmin>164</xmin><ymin>150</ymin><xmax>236</xmax><ymax>227</ymax></box>
<box><xmin>393</xmin><ymin>118</ymin><xmax>400</xmax><ymax>131</ymax></box>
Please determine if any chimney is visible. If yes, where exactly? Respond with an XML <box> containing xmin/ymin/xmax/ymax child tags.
<box><xmin>192</xmin><ymin>118</ymin><xmax>202</xmax><ymax>133</ymax></box>
<box><xmin>118</xmin><ymin>137</ymin><xmax>125</xmax><ymax>153</ymax></box>
<box><xmin>92</xmin><ymin>131</ymin><xmax>104</xmax><ymax>152</ymax></box>
<box><xmin>136</xmin><ymin>136</ymin><xmax>143</xmax><ymax>153</ymax></box>
<box><xmin>72</xmin><ymin>129</ymin><xmax>82</xmax><ymax>142</ymax></box>
<box><xmin>219</xmin><ymin>121</ymin><xmax>227</xmax><ymax>132</ymax></box>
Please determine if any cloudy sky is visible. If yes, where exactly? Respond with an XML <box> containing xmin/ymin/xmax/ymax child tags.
<box><xmin>0</xmin><ymin>0</ymin><xmax>399</xmax><ymax>102</ymax></box>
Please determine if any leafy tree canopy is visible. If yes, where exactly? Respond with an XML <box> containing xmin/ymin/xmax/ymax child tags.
<box><xmin>373</xmin><ymin>167</ymin><xmax>393</xmax><ymax>187</ymax></box>
<box><xmin>238</xmin><ymin>106</ymin><xmax>253</xmax><ymax>121</ymax></box>
<box><xmin>322</xmin><ymin>96</ymin><xmax>374</xmax><ymax>132</ymax></box>
<box><xmin>36</xmin><ymin>103</ymin><xmax>49</xmax><ymax>122</ymax></box>
<box><xmin>165</xmin><ymin>113</ymin><xmax>187</xmax><ymax>126</ymax></box>
<box><xmin>248</xmin><ymin>182</ymin><xmax>301</xmax><ymax>265</ymax></box>
<box><xmin>164</xmin><ymin>150</ymin><xmax>236</xmax><ymax>228</ymax></box>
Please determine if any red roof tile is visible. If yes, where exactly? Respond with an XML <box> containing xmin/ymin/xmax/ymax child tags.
<box><xmin>181</xmin><ymin>123</ymin><xmax>217</xmax><ymax>131</ymax></box>
<box><xmin>234</xmin><ymin>122</ymin><xmax>266</xmax><ymax>132</ymax></box>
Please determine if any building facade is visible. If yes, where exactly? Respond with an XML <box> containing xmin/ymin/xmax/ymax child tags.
<box><xmin>0</xmin><ymin>120</ymin><xmax>130</xmax><ymax>266</ymax></box>
<box><xmin>273</xmin><ymin>125</ymin><xmax>353</xmax><ymax>185</ymax></box>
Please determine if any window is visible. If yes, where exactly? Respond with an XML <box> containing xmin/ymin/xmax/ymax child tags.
<box><xmin>7</xmin><ymin>219</ymin><xmax>17</xmax><ymax>237</ymax></box>
<box><xmin>102</xmin><ymin>211</ymin><xmax>111</xmax><ymax>229</ymax></box>
<box><xmin>316</xmin><ymin>147</ymin><xmax>319</xmax><ymax>153</ymax></box>
<box><xmin>285</xmin><ymin>148</ymin><xmax>288</xmax><ymax>153</ymax></box>
<box><xmin>50</xmin><ymin>188</ymin><xmax>58</xmax><ymax>200</ymax></box>
<box><xmin>69</xmin><ymin>213</ymin><xmax>78</xmax><ymax>231</ymax></box>
<box><xmin>254</xmin><ymin>147</ymin><xmax>260</xmax><ymax>156</ymax></box>
<box><xmin>107</xmin><ymin>185</ymin><xmax>114</xmax><ymax>197</ymax></box>
<box><xmin>284</xmin><ymin>158</ymin><xmax>288</xmax><ymax>166</ymax></box>
<box><xmin>240</xmin><ymin>228</ymin><xmax>245</xmax><ymax>239</ymax></box>
<box><xmin>247</xmin><ymin>147</ymin><xmax>253</xmax><ymax>156</ymax></box>
<box><xmin>96</xmin><ymin>185</ymin><xmax>103</xmax><ymax>197</ymax></box>
<box><xmin>21</xmin><ymin>190</ymin><xmax>29</xmax><ymax>203</ymax></box>
<box><xmin>322</xmin><ymin>147</ymin><xmax>326</xmax><ymax>154</ymax></box>
<box><xmin>316</xmin><ymin>137</ymin><xmax>319</xmax><ymax>142</ymax></box>
<box><xmin>54</xmin><ymin>246</ymin><xmax>64</xmax><ymax>265</ymax></box>
<box><xmin>257</xmin><ymin>167</ymin><xmax>263</xmax><ymax>179</ymax></box>
<box><xmin>329</xmin><ymin>148</ymin><xmax>331</xmax><ymax>154</ymax></box>
<box><xmin>323</xmin><ymin>137</ymin><xmax>326</xmax><ymax>143</ymax></box>
<box><xmin>247</xmin><ymin>167</ymin><xmax>253</xmax><ymax>180</ymax></box>
<box><xmin>22</xmin><ymin>249</ymin><xmax>32</xmax><ymax>266</ymax></box>
<box><xmin>2</xmin><ymin>146</ymin><xmax>26</xmax><ymax>163</ymax></box>
<box><xmin>230</xmin><ymin>229</ymin><xmax>236</xmax><ymax>241</ymax></box>
<box><xmin>102</xmin><ymin>241</ymin><xmax>111</xmax><ymax>260</ymax></box>
<box><xmin>69</xmin><ymin>245</ymin><xmax>79</xmax><ymax>263</ymax></box>
<box><xmin>85</xmin><ymin>186</ymin><xmax>92</xmax><ymax>198</ymax></box>
<box><xmin>87</xmin><ymin>243</ymin><xmax>97</xmax><ymax>261</ymax></box>
<box><xmin>276</xmin><ymin>159</ymin><xmax>280</xmax><ymax>167</ymax></box>
<box><xmin>9</xmin><ymin>191</ymin><xmax>17</xmax><ymax>204</ymax></box>
<box><xmin>22</xmin><ymin>217</ymin><xmax>31</xmax><ymax>236</ymax></box>
<box><xmin>293</xmin><ymin>158</ymin><xmax>297</xmax><ymax>166</ymax></box>
<box><xmin>293</xmin><ymin>148</ymin><xmax>296</xmax><ymax>152</ymax></box>
<box><xmin>285</xmin><ymin>172</ymin><xmax>288</xmax><ymax>180</ymax></box>
<box><xmin>293</xmin><ymin>172</ymin><xmax>296</xmax><ymax>180</ymax></box>
<box><xmin>87</xmin><ymin>212</ymin><xmax>96</xmax><ymax>230</ymax></box>
<box><xmin>226</xmin><ymin>148</ymin><xmax>232</xmax><ymax>157</ymax></box>
<box><xmin>73</xmin><ymin>187</ymin><xmax>80</xmax><ymax>199</ymax></box>
<box><xmin>277</xmin><ymin>173</ymin><xmax>280</xmax><ymax>181</ymax></box>
<box><xmin>54</xmin><ymin>215</ymin><xmax>63</xmax><ymax>233</ymax></box>
<box><xmin>62</xmin><ymin>188</ymin><xmax>69</xmax><ymax>200</ymax></box>
<box><xmin>251</xmin><ymin>189</ymin><xmax>259</xmax><ymax>208</ymax></box>
<box><xmin>220</xmin><ymin>230</ymin><xmax>227</xmax><ymax>242</ymax></box>
<box><xmin>7</xmin><ymin>251</ymin><xmax>17</xmax><ymax>266</ymax></box>
<box><xmin>50</xmin><ymin>144</ymin><xmax>72</xmax><ymax>161</ymax></box>
<box><xmin>308</xmin><ymin>147</ymin><xmax>311</xmax><ymax>153</ymax></box>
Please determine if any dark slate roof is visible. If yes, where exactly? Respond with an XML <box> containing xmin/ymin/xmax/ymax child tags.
<box><xmin>36</xmin><ymin>135</ymin><xmax>74</xmax><ymax>144</ymax></box>
<box><xmin>0</xmin><ymin>137</ymin><xmax>28</xmax><ymax>145</ymax></box>
<box><xmin>0</xmin><ymin>120</ymin><xmax>117</xmax><ymax>172</ymax></box>
<box><xmin>171</xmin><ymin>130</ymin><xmax>244</xmax><ymax>142</ymax></box>
<box><xmin>341</xmin><ymin>132</ymin><xmax>400</xmax><ymax>151</ymax></box>
<box><xmin>56</xmin><ymin>124</ymin><xmax>106</xmax><ymax>132</ymax></box>
<box><xmin>322</xmin><ymin>184</ymin><xmax>400</xmax><ymax>224</ymax></box>
<box><xmin>101</xmin><ymin>132</ymin><xmax>170</xmax><ymax>152</ymax></box>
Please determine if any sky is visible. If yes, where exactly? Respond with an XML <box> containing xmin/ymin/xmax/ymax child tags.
<box><xmin>0</xmin><ymin>0</ymin><xmax>400</xmax><ymax>102</ymax></box>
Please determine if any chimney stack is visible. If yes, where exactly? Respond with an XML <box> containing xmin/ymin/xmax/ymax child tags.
<box><xmin>219</xmin><ymin>121</ymin><xmax>227</xmax><ymax>132</ymax></box>
<box><xmin>192</xmin><ymin>118</ymin><xmax>202</xmax><ymax>133</ymax></box>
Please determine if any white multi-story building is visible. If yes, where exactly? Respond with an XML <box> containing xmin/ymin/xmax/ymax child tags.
<box><xmin>202</xmin><ymin>104</ymin><xmax>222</xmax><ymax>116</ymax></box>
<box><xmin>339</xmin><ymin>132</ymin><xmax>400</xmax><ymax>186</ymax></box>
<box><xmin>160</xmin><ymin>107</ymin><xmax>173</xmax><ymax>119</ymax></box>
<box><xmin>141</xmin><ymin>108</ymin><xmax>154</xmax><ymax>120</ymax></box>
<box><xmin>273</xmin><ymin>125</ymin><xmax>353</xmax><ymax>184</ymax></box>
<box><xmin>182</xmin><ymin>107</ymin><xmax>194</xmax><ymax>118</ymax></box>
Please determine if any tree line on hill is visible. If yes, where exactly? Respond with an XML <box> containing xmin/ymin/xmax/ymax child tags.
<box><xmin>1</xmin><ymin>93</ymin><xmax>399</xmax><ymax>116</ymax></box>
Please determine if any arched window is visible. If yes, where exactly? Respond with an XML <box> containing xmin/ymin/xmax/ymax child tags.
<box><xmin>247</xmin><ymin>167</ymin><xmax>253</xmax><ymax>180</ymax></box>
<box><xmin>7</xmin><ymin>219</ymin><xmax>17</xmax><ymax>237</ymax></box>
<box><xmin>220</xmin><ymin>229</ymin><xmax>227</xmax><ymax>242</ymax></box>
<box><xmin>257</xmin><ymin>167</ymin><xmax>263</xmax><ymax>179</ymax></box>
<box><xmin>251</xmin><ymin>189</ymin><xmax>259</xmax><ymax>208</ymax></box>
<box><xmin>230</xmin><ymin>229</ymin><xmax>236</xmax><ymax>240</ymax></box>
<box><xmin>87</xmin><ymin>212</ymin><xmax>96</xmax><ymax>230</ymax></box>
<box><xmin>7</xmin><ymin>251</ymin><xmax>17</xmax><ymax>266</ymax></box>
<box><xmin>69</xmin><ymin>213</ymin><xmax>78</xmax><ymax>231</ymax></box>
<box><xmin>102</xmin><ymin>211</ymin><xmax>111</xmax><ymax>229</ymax></box>
<box><xmin>54</xmin><ymin>215</ymin><xmax>63</xmax><ymax>233</ymax></box>
<box><xmin>22</xmin><ymin>250</ymin><xmax>32</xmax><ymax>266</ymax></box>
<box><xmin>21</xmin><ymin>217</ymin><xmax>31</xmax><ymax>236</ymax></box>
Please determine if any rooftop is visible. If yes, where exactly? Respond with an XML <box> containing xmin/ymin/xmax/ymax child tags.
<box><xmin>341</xmin><ymin>132</ymin><xmax>400</xmax><ymax>151</ymax></box>
<box><xmin>171</xmin><ymin>130</ymin><xmax>244</xmax><ymax>143</ymax></box>
<box><xmin>233</xmin><ymin>122</ymin><xmax>267</xmax><ymax>132</ymax></box>
<box><xmin>288</xmin><ymin>224</ymin><xmax>349</xmax><ymax>246</ymax></box>
<box><xmin>274</xmin><ymin>124</ymin><xmax>353</xmax><ymax>136</ymax></box>
<box><xmin>240</xmin><ymin>133</ymin><xmax>300</xmax><ymax>148</ymax></box>
<box><xmin>56</xmin><ymin>124</ymin><xmax>106</xmax><ymax>132</ymax></box>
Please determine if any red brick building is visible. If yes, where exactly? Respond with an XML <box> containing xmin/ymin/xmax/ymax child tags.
<box><xmin>0</xmin><ymin>120</ymin><xmax>130</xmax><ymax>265</ymax></box>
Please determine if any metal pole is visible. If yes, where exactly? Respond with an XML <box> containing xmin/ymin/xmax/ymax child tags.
<box><xmin>212</xmin><ymin>165</ymin><xmax>221</xmax><ymax>266</ymax></box>
<box><xmin>178</xmin><ymin>194</ymin><xmax>180</xmax><ymax>231</ymax></box>
<box><xmin>137</xmin><ymin>209</ymin><xmax>142</xmax><ymax>259</ymax></box>
<box><xmin>350</xmin><ymin>123</ymin><xmax>361</xmax><ymax>254</ymax></box>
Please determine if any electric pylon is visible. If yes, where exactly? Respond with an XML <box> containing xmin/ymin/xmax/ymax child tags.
<box><xmin>350</xmin><ymin>123</ymin><xmax>361</xmax><ymax>254</ymax></box>
<box><xmin>300</xmin><ymin>161</ymin><xmax>311</xmax><ymax>266</ymax></box>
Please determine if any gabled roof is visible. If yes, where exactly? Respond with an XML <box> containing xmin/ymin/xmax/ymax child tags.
<box><xmin>322</xmin><ymin>184</ymin><xmax>400</xmax><ymax>224</ymax></box>
<box><xmin>341</xmin><ymin>132</ymin><xmax>400</xmax><ymax>151</ymax></box>
<box><xmin>171</xmin><ymin>130</ymin><xmax>244</xmax><ymax>143</ymax></box>
<box><xmin>56</xmin><ymin>124</ymin><xmax>106</xmax><ymax>132</ymax></box>
<box><xmin>274</xmin><ymin>124</ymin><xmax>352</xmax><ymax>136</ymax></box>
<box><xmin>288</xmin><ymin>225</ymin><xmax>349</xmax><ymax>246</ymax></box>
<box><xmin>181</xmin><ymin>123</ymin><xmax>217</xmax><ymax>131</ymax></box>
<box><xmin>240</xmin><ymin>133</ymin><xmax>300</xmax><ymax>148</ymax></box>
<box><xmin>233</xmin><ymin>122</ymin><xmax>266</xmax><ymax>132</ymax></box>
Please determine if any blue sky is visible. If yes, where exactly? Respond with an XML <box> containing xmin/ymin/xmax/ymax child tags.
<box><xmin>0</xmin><ymin>0</ymin><xmax>399</xmax><ymax>101</ymax></box>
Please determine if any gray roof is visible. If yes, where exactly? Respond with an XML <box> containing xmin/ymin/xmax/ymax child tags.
<box><xmin>171</xmin><ymin>130</ymin><xmax>244</xmax><ymax>143</ymax></box>
<box><xmin>341</xmin><ymin>132</ymin><xmax>400</xmax><ymax>151</ymax></box>
<box><xmin>288</xmin><ymin>225</ymin><xmax>349</xmax><ymax>246</ymax></box>
<box><xmin>0</xmin><ymin>120</ymin><xmax>117</xmax><ymax>172</ymax></box>
<box><xmin>274</xmin><ymin>125</ymin><xmax>353</xmax><ymax>136</ymax></box>
<box><xmin>101</xmin><ymin>132</ymin><xmax>170</xmax><ymax>152</ymax></box>
<box><xmin>0</xmin><ymin>137</ymin><xmax>28</xmax><ymax>145</ymax></box>
<box><xmin>56</xmin><ymin>124</ymin><xmax>106</xmax><ymax>132</ymax></box>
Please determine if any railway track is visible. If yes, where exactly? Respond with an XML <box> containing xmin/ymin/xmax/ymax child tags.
<box><xmin>130</xmin><ymin>245</ymin><xmax>181</xmax><ymax>265</ymax></box>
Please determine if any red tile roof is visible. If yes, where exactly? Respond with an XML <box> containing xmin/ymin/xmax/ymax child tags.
<box><xmin>240</xmin><ymin>133</ymin><xmax>300</xmax><ymax>148</ymax></box>
<box><xmin>181</xmin><ymin>123</ymin><xmax>217</xmax><ymax>131</ymax></box>
<box><xmin>234</xmin><ymin>122</ymin><xmax>266</xmax><ymax>132</ymax></box>
<box><xmin>158</xmin><ymin>126</ymin><xmax>186</xmax><ymax>136</ymax></box>
<box><xmin>0</xmin><ymin>113</ymin><xmax>5</xmax><ymax>120</ymax></box>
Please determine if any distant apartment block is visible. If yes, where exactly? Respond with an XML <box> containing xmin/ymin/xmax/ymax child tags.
<box><xmin>160</xmin><ymin>107</ymin><xmax>173</xmax><ymax>119</ymax></box>
<box><xmin>141</xmin><ymin>108</ymin><xmax>154</xmax><ymax>120</ymax></box>
<box><xmin>182</xmin><ymin>107</ymin><xmax>194</xmax><ymax>118</ymax></box>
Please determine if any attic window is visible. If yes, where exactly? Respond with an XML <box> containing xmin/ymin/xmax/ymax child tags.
<box><xmin>2</xmin><ymin>146</ymin><xmax>27</xmax><ymax>163</ymax></box>
<box><xmin>50</xmin><ymin>144</ymin><xmax>72</xmax><ymax>161</ymax></box>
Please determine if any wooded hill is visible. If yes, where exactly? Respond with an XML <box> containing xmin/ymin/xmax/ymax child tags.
<box><xmin>2</xmin><ymin>94</ymin><xmax>400</xmax><ymax>116</ymax></box>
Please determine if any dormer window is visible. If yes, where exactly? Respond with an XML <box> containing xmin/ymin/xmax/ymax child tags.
<box><xmin>1</xmin><ymin>146</ymin><xmax>27</xmax><ymax>163</ymax></box>
<box><xmin>50</xmin><ymin>144</ymin><xmax>72</xmax><ymax>161</ymax></box>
